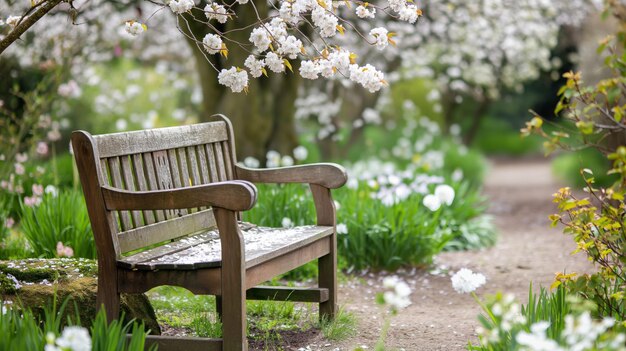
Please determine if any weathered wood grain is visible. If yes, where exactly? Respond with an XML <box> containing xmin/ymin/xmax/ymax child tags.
<box><xmin>235</xmin><ymin>163</ymin><xmax>347</xmax><ymax>189</ymax></box>
<box><xmin>117</xmin><ymin>208</ymin><xmax>216</xmax><ymax>254</ymax></box>
<box><xmin>95</xmin><ymin>122</ymin><xmax>228</xmax><ymax>158</ymax></box>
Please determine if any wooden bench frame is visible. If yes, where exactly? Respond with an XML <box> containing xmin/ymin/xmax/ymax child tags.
<box><xmin>71</xmin><ymin>115</ymin><xmax>347</xmax><ymax>351</ymax></box>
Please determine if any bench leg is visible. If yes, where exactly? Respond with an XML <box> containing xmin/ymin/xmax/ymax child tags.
<box><xmin>215</xmin><ymin>207</ymin><xmax>248</xmax><ymax>351</ymax></box>
<box><xmin>318</xmin><ymin>244</ymin><xmax>337</xmax><ymax>322</ymax></box>
<box><xmin>97</xmin><ymin>271</ymin><xmax>120</xmax><ymax>323</ymax></box>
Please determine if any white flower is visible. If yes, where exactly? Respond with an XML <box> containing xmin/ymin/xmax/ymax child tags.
<box><xmin>434</xmin><ymin>184</ymin><xmax>455</xmax><ymax>206</ymax></box>
<box><xmin>45</xmin><ymin>185</ymin><xmax>59</xmax><ymax>197</ymax></box>
<box><xmin>6</xmin><ymin>273</ymin><xmax>21</xmax><ymax>290</ymax></box>
<box><xmin>369</xmin><ymin>27</ymin><xmax>389</xmax><ymax>50</ymax></box>
<box><xmin>217</xmin><ymin>67</ymin><xmax>248</xmax><ymax>93</ymax></box>
<box><xmin>451</xmin><ymin>268</ymin><xmax>486</xmax><ymax>294</ymax></box>
<box><xmin>55</xmin><ymin>326</ymin><xmax>91</xmax><ymax>351</ymax></box>
<box><xmin>299</xmin><ymin>60</ymin><xmax>320</xmax><ymax>80</ymax></box>
<box><xmin>277</xmin><ymin>35</ymin><xmax>302</xmax><ymax>59</ymax></box>
<box><xmin>202</xmin><ymin>33</ymin><xmax>223</xmax><ymax>54</ymax></box>
<box><xmin>422</xmin><ymin>194</ymin><xmax>441</xmax><ymax>211</ymax></box>
<box><xmin>243</xmin><ymin>157</ymin><xmax>260</xmax><ymax>168</ymax></box>
<box><xmin>336</xmin><ymin>223</ymin><xmax>348</xmax><ymax>234</ymax></box>
<box><xmin>204</xmin><ymin>3</ymin><xmax>228</xmax><ymax>23</ymax></box>
<box><xmin>356</xmin><ymin>5</ymin><xmax>376</xmax><ymax>18</ymax></box>
<box><xmin>398</xmin><ymin>5</ymin><xmax>419</xmax><ymax>23</ymax></box>
<box><xmin>381</xmin><ymin>276</ymin><xmax>411</xmax><ymax>310</ymax></box>
<box><xmin>265</xmin><ymin>52</ymin><xmax>285</xmax><ymax>73</ymax></box>
<box><xmin>169</xmin><ymin>0</ymin><xmax>194</xmax><ymax>14</ymax></box>
<box><xmin>6</xmin><ymin>15</ymin><xmax>21</xmax><ymax>27</ymax></box>
<box><xmin>281</xmin><ymin>217</ymin><xmax>294</xmax><ymax>228</ymax></box>
<box><xmin>281</xmin><ymin>155</ymin><xmax>294</xmax><ymax>166</ymax></box>
<box><xmin>249</xmin><ymin>27</ymin><xmax>272</xmax><ymax>52</ymax></box>
<box><xmin>349</xmin><ymin>64</ymin><xmax>385</xmax><ymax>93</ymax></box>
<box><xmin>311</xmin><ymin>7</ymin><xmax>338</xmax><ymax>38</ymax></box>
<box><xmin>266</xmin><ymin>150</ymin><xmax>281</xmax><ymax>168</ymax></box>
<box><xmin>244</xmin><ymin>55</ymin><xmax>265</xmax><ymax>78</ymax></box>
<box><xmin>124</xmin><ymin>21</ymin><xmax>145</xmax><ymax>36</ymax></box>
<box><xmin>293</xmin><ymin>146</ymin><xmax>308</xmax><ymax>161</ymax></box>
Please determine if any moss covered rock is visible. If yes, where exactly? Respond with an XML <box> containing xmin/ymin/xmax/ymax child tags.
<box><xmin>0</xmin><ymin>258</ymin><xmax>160</xmax><ymax>334</ymax></box>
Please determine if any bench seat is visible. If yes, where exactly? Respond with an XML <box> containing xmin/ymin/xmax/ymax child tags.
<box><xmin>118</xmin><ymin>223</ymin><xmax>334</xmax><ymax>271</ymax></box>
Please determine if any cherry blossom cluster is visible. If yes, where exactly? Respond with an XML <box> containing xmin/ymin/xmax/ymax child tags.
<box><xmin>150</xmin><ymin>0</ymin><xmax>422</xmax><ymax>92</ymax></box>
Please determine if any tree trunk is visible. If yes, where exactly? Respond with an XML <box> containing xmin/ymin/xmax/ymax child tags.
<box><xmin>463</xmin><ymin>98</ymin><xmax>491</xmax><ymax>145</ymax></box>
<box><xmin>183</xmin><ymin>3</ymin><xmax>299</xmax><ymax>161</ymax></box>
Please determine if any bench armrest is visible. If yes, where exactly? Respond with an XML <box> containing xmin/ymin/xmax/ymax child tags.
<box><xmin>102</xmin><ymin>180</ymin><xmax>257</xmax><ymax>212</ymax></box>
<box><xmin>235</xmin><ymin>163</ymin><xmax>347</xmax><ymax>189</ymax></box>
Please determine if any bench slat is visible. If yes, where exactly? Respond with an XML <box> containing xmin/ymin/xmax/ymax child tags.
<box><xmin>108</xmin><ymin>157</ymin><xmax>133</xmax><ymax>231</ymax></box>
<box><xmin>118</xmin><ymin>208</ymin><xmax>216</xmax><ymax>253</ymax></box>
<box><xmin>118</xmin><ymin>225</ymin><xmax>333</xmax><ymax>270</ymax></box>
<box><xmin>131</xmin><ymin>153</ymin><xmax>156</xmax><ymax>225</ymax></box>
<box><xmin>120</xmin><ymin>155</ymin><xmax>143</xmax><ymax>227</ymax></box>
<box><xmin>95</xmin><ymin>122</ymin><xmax>228</xmax><ymax>158</ymax></box>
<box><xmin>143</xmin><ymin>152</ymin><xmax>166</xmax><ymax>222</ymax></box>
<box><xmin>205</xmin><ymin>143</ymin><xmax>220</xmax><ymax>183</ymax></box>
<box><xmin>167</xmin><ymin>149</ymin><xmax>188</xmax><ymax>216</ymax></box>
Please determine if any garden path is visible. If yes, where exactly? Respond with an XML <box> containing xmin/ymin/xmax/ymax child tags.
<box><xmin>297</xmin><ymin>158</ymin><xmax>594</xmax><ymax>351</ymax></box>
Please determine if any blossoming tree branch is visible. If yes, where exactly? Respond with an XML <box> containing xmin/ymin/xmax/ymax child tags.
<box><xmin>1</xmin><ymin>0</ymin><xmax>421</xmax><ymax>92</ymax></box>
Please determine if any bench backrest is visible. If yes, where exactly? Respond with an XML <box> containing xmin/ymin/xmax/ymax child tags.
<box><xmin>72</xmin><ymin>116</ymin><xmax>238</xmax><ymax>257</ymax></box>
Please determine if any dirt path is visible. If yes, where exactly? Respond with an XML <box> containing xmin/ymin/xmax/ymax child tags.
<box><xmin>293</xmin><ymin>158</ymin><xmax>593</xmax><ymax>351</ymax></box>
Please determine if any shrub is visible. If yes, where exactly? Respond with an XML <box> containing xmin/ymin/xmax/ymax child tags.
<box><xmin>522</xmin><ymin>4</ymin><xmax>626</xmax><ymax>324</ymax></box>
<box><xmin>19</xmin><ymin>189</ymin><xmax>94</xmax><ymax>259</ymax></box>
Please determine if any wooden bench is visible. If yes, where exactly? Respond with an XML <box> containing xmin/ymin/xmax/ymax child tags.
<box><xmin>71</xmin><ymin>115</ymin><xmax>347</xmax><ymax>351</ymax></box>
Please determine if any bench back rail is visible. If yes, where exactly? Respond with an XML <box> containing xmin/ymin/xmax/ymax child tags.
<box><xmin>73</xmin><ymin>118</ymin><xmax>238</xmax><ymax>257</ymax></box>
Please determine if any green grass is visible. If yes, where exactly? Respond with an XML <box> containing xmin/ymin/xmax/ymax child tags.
<box><xmin>147</xmin><ymin>285</ymin><xmax>356</xmax><ymax>349</ymax></box>
<box><xmin>19</xmin><ymin>189</ymin><xmax>94</xmax><ymax>258</ymax></box>
<box><xmin>320</xmin><ymin>307</ymin><xmax>357</xmax><ymax>340</ymax></box>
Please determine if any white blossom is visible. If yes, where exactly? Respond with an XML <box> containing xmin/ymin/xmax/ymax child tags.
<box><xmin>336</xmin><ymin>223</ymin><xmax>348</xmax><ymax>234</ymax></box>
<box><xmin>281</xmin><ymin>155</ymin><xmax>294</xmax><ymax>166</ymax></box>
<box><xmin>293</xmin><ymin>146</ymin><xmax>308</xmax><ymax>161</ymax></box>
<box><xmin>202</xmin><ymin>33</ymin><xmax>223</xmax><ymax>55</ymax></box>
<box><xmin>299</xmin><ymin>60</ymin><xmax>320</xmax><ymax>80</ymax></box>
<box><xmin>217</xmin><ymin>67</ymin><xmax>248</xmax><ymax>93</ymax></box>
<box><xmin>422</xmin><ymin>194</ymin><xmax>441</xmax><ymax>211</ymax></box>
<box><xmin>381</xmin><ymin>276</ymin><xmax>411</xmax><ymax>310</ymax></box>
<box><xmin>55</xmin><ymin>326</ymin><xmax>91</xmax><ymax>351</ymax></box>
<box><xmin>124</xmin><ymin>21</ymin><xmax>145</xmax><ymax>36</ymax></box>
<box><xmin>204</xmin><ymin>3</ymin><xmax>228</xmax><ymax>23</ymax></box>
<box><xmin>277</xmin><ymin>35</ymin><xmax>303</xmax><ymax>59</ymax></box>
<box><xmin>311</xmin><ymin>7</ymin><xmax>338</xmax><ymax>38</ymax></box>
<box><xmin>243</xmin><ymin>156</ymin><xmax>260</xmax><ymax>168</ymax></box>
<box><xmin>249</xmin><ymin>27</ymin><xmax>272</xmax><ymax>52</ymax></box>
<box><xmin>281</xmin><ymin>217</ymin><xmax>294</xmax><ymax>228</ymax></box>
<box><xmin>169</xmin><ymin>0</ymin><xmax>194</xmax><ymax>14</ymax></box>
<box><xmin>6</xmin><ymin>15</ymin><xmax>21</xmax><ymax>27</ymax></box>
<box><xmin>451</xmin><ymin>268</ymin><xmax>486</xmax><ymax>294</ymax></box>
<box><xmin>434</xmin><ymin>184</ymin><xmax>455</xmax><ymax>206</ymax></box>
<box><xmin>266</xmin><ymin>150</ymin><xmax>281</xmax><ymax>168</ymax></box>
<box><xmin>244</xmin><ymin>55</ymin><xmax>265</xmax><ymax>78</ymax></box>
<box><xmin>265</xmin><ymin>52</ymin><xmax>285</xmax><ymax>73</ymax></box>
<box><xmin>349</xmin><ymin>64</ymin><xmax>385</xmax><ymax>93</ymax></box>
<box><xmin>369</xmin><ymin>27</ymin><xmax>389</xmax><ymax>50</ymax></box>
<box><xmin>356</xmin><ymin>5</ymin><xmax>376</xmax><ymax>19</ymax></box>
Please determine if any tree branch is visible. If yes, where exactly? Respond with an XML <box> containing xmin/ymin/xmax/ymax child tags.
<box><xmin>0</xmin><ymin>0</ymin><xmax>64</xmax><ymax>56</ymax></box>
